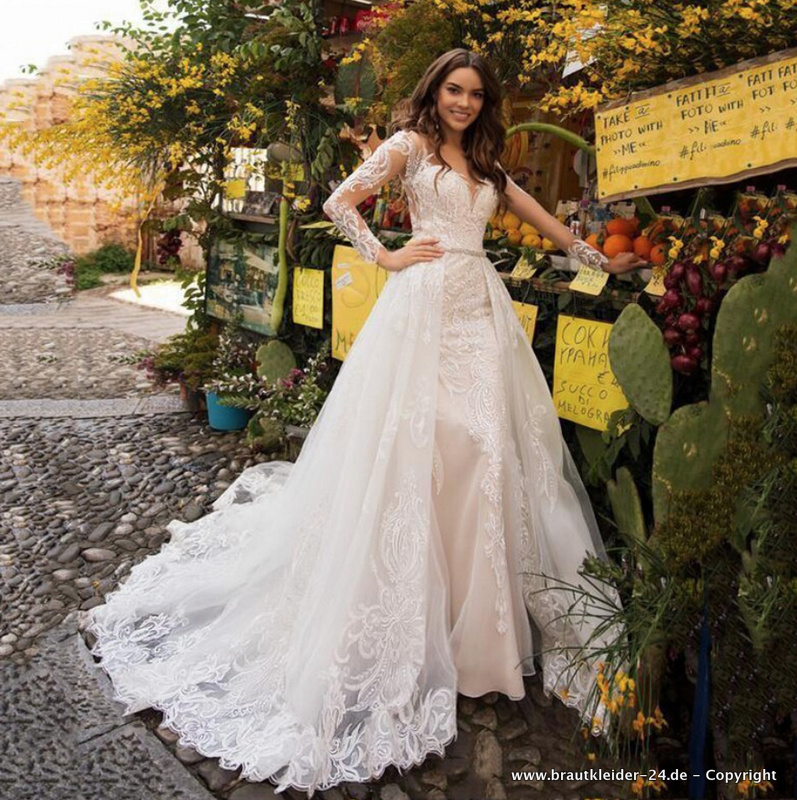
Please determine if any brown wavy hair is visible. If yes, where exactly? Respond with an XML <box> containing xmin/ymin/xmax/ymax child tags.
<box><xmin>391</xmin><ymin>48</ymin><xmax>509</xmax><ymax>215</ymax></box>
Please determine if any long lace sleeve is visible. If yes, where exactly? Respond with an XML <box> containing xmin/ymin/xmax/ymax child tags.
<box><xmin>566</xmin><ymin>239</ymin><xmax>610</xmax><ymax>270</ymax></box>
<box><xmin>322</xmin><ymin>129</ymin><xmax>415</xmax><ymax>264</ymax></box>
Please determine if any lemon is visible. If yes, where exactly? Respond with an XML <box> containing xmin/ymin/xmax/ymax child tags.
<box><xmin>506</xmin><ymin>228</ymin><xmax>523</xmax><ymax>246</ymax></box>
<box><xmin>519</xmin><ymin>222</ymin><xmax>539</xmax><ymax>236</ymax></box>
<box><xmin>542</xmin><ymin>237</ymin><xmax>558</xmax><ymax>251</ymax></box>
<box><xmin>521</xmin><ymin>233</ymin><xmax>542</xmax><ymax>248</ymax></box>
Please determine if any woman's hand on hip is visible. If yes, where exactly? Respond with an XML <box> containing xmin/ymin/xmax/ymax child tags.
<box><xmin>378</xmin><ymin>238</ymin><xmax>445</xmax><ymax>271</ymax></box>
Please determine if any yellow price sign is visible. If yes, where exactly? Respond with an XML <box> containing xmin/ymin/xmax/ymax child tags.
<box><xmin>331</xmin><ymin>246</ymin><xmax>390</xmax><ymax>360</ymax></box>
<box><xmin>293</xmin><ymin>267</ymin><xmax>325</xmax><ymax>329</ymax></box>
<box><xmin>553</xmin><ymin>315</ymin><xmax>628</xmax><ymax>431</ymax></box>
<box><xmin>569</xmin><ymin>263</ymin><xmax>610</xmax><ymax>296</ymax></box>
<box><xmin>512</xmin><ymin>300</ymin><xmax>538</xmax><ymax>344</ymax></box>
<box><xmin>510</xmin><ymin>255</ymin><xmax>538</xmax><ymax>281</ymax></box>
<box><xmin>644</xmin><ymin>266</ymin><xmax>667</xmax><ymax>297</ymax></box>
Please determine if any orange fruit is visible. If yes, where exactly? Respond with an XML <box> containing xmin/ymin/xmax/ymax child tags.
<box><xmin>606</xmin><ymin>217</ymin><xmax>638</xmax><ymax>237</ymax></box>
<box><xmin>649</xmin><ymin>244</ymin><xmax>667</xmax><ymax>266</ymax></box>
<box><xmin>633</xmin><ymin>235</ymin><xmax>653</xmax><ymax>259</ymax></box>
<box><xmin>521</xmin><ymin>233</ymin><xmax>542</xmax><ymax>248</ymax></box>
<box><xmin>585</xmin><ymin>233</ymin><xmax>603</xmax><ymax>253</ymax></box>
<box><xmin>506</xmin><ymin>228</ymin><xmax>523</xmax><ymax>245</ymax></box>
<box><xmin>501</xmin><ymin>211</ymin><xmax>521</xmax><ymax>230</ymax></box>
<box><xmin>602</xmin><ymin>234</ymin><xmax>634</xmax><ymax>259</ymax></box>
<box><xmin>542</xmin><ymin>237</ymin><xmax>558</xmax><ymax>251</ymax></box>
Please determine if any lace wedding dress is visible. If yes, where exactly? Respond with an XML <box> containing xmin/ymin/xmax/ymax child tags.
<box><xmin>87</xmin><ymin>128</ymin><xmax>622</xmax><ymax>796</ymax></box>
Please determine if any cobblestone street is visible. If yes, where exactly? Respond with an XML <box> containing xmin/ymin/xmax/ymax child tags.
<box><xmin>0</xmin><ymin>179</ymin><xmax>626</xmax><ymax>800</ymax></box>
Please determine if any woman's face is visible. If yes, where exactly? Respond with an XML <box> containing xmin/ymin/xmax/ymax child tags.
<box><xmin>434</xmin><ymin>66</ymin><xmax>485</xmax><ymax>139</ymax></box>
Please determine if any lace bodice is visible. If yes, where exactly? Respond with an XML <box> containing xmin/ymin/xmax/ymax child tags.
<box><xmin>323</xmin><ymin>129</ymin><xmax>497</xmax><ymax>261</ymax></box>
<box><xmin>322</xmin><ymin>128</ymin><xmax>609</xmax><ymax>270</ymax></box>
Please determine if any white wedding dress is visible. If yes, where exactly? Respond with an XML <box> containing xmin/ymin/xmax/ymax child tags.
<box><xmin>87</xmin><ymin>128</ymin><xmax>622</xmax><ymax>796</ymax></box>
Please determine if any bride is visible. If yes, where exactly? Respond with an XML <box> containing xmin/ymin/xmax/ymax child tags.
<box><xmin>86</xmin><ymin>48</ymin><xmax>644</xmax><ymax>796</ymax></box>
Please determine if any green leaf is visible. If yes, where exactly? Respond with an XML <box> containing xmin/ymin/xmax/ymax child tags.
<box><xmin>299</xmin><ymin>220</ymin><xmax>336</xmax><ymax>229</ymax></box>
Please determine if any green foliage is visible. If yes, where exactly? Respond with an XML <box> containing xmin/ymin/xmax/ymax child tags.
<box><xmin>254</xmin><ymin>340</ymin><xmax>330</xmax><ymax>429</ymax></box>
<box><xmin>207</xmin><ymin>338</ymin><xmax>331</xmax><ymax>448</ymax></box>
<box><xmin>96</xmin><ymin>0</ymin><xmax>331</xmax><ymax>260</ymax></box>
<box><xmin>246</xmin><ymin>415</ymin><xmax>285</xmax><ymax>453</ymax></box>
<box><xmin>153</xmin><ymin>327</ymin><xmax>219</xmax><ymax>390</ymax></box>
<box><xmin>369</xmin><ymin>0</ymin><xmax>456</xmax><ymax>113</ymax></box>
<box><xmin>203</xmin><ymin>314</ymin><xmax>260</xmax><ymax>392</ymax></box>
<box><xmin>334</xmin><ymin>59</ymin><xmax>378</xmax><ymax>108</ymax></box>
<box><xmin>608</xmin><ymin>303</ymin><xmax>672</xmax><ymax>426</ymax></box>
<box><xmin>705</xmin><ymin>325</ymin><xmax>797</xmax><ymax>766</ymax></box>
<box><xmin>72</xmin><ymin>243</ymin><xmax>137</xmax><ymax>289</ymax></box>
<box><xmin>654</xmin><ymin>417</ymin><xmax>773</xmax><ymax>571</ymax></box>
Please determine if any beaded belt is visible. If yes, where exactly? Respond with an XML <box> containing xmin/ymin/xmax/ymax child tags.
<box><xmin>443</xmin><ymin>246</ymin><xmax>487</xmax><ymax>257</ymax></box>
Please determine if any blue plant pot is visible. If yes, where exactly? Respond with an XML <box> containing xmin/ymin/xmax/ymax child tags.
<box><xmin>206</xmin><ymin>391</ymin><xmax>252</xmax><ymax>431</ymax></box>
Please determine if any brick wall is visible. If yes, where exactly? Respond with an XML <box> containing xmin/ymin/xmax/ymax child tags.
<box><xmin>0</xmin><ymin>34</ymin><xmax>219</xmax><ymax>272</ymax></box>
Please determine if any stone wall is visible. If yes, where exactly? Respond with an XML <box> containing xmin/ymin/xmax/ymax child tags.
<box><xmin>0</xmin><ymin>36</ymin><xmax>142</xmax><ymax>257</ymax></box>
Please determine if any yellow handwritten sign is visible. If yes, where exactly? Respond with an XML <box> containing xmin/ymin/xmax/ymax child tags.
<box><xmin>595</xmin><ymin>48</ymin><xmax>797</xmax><ymax>201</ymax></box>
<box><xmin>292</xmin><ymin>267</ymin><xmax>324</xmax><ymax>329</ymax></box>
<box><xmin>569</xmin><ymin>264</ymin><xmax>610</xmax><ymax>296</ymax></box>
<box><xmin>510</xmin><ymin>255</ymin><xmax>537</xmax><ymax>281</ymax></box>
<box><xmin>644</xmin><ymin>266</ymin><xmax>667</xmax><ymax>297</ymax></box>
<box><xmin>331</xmin><ymin>245</ymin><xmax>390</xmax><ymax>360</ymax></box>
<box><xmin>512</xmin><ymin>300</ymin><xmax>538</xmax><ymax>344</ymax></box>
<box><xmin>553</xmin><ymin>315</ymin><xmax>628</xmax><ymax>431</ymax></box>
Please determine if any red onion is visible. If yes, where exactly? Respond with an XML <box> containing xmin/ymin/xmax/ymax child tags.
<box><xmin>671</xmin><ymin>354</ymin><xmax>699</xmax><ymax>374</ymax></box>
<box><xmin>752</xmin><ymin>242</ymin><xmax>771</xmax><ymax>265</ymax></box>
<box><xmin>684</xmin><ymin>331</ymin><xmax>702</xmax><ymax>346</ymax></box>
<box><xmin>660</xmin><ymin>289</ymin><xmax>683</xmax><ymax>310</ymax></box>
<box><xmin>670</xmin><ymin>262</ymin><xmax>687</xmax><ymax>281</ymax></box>
<box><xmin>695</xmin><ymin>297</ymin><xmax>714</xmax><ymax>315</ymax></box>
<box><xmin>710</xmin><ymin>263</ymin><xmax>728</xmax><ymax>284</ymax></box>
<box><xmin>677</xmin><ymin>312</ymin><xmax>701</xmax><ymax>332</ymax></box>
<box><xmin>685</xmin><ymin>268</ymin><xmax>703</xmax><ymax>297</ymax></box>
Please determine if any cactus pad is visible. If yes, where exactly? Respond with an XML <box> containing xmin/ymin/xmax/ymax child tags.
<box><xmin>608</xmin><ymin>303</ymin><xmax>673</xmax><ymax>426</ymax></box>
<box><xmin>256</xmin><ymin>340</ymin><xmax>296</xmax><ymax>386</ymax></box>
<box><xmin>712</xmin><ymin>236</ymin><xmax>797</xmax><ymax>417</ymax></box>
<box><xmin>607</xmin><ymin>466</ymin><xmax>647</xmax><ymax>546</ymax></box>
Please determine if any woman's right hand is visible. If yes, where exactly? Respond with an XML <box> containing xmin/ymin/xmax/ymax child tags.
<box><xmin>378</xmin><ymin>238</ymin><xmax>446</xmax><ymax>271</ymax></box>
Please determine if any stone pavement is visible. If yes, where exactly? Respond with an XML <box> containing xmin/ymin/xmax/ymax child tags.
<box><xmin>1</xmin><ymin>613</ymin><xmax>218</xmax><ymax>800</ymax></box>
<box><xmin>0</xmin><ymin>182</ymin><xmax>629</xmax><ymax>800</ymax></box>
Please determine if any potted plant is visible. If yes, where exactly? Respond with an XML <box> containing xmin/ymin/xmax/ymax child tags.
<box><xmin>202</xmin><ymin>321</ymin><xmax>260</xmax><ymax>431</ymax></box>
<box><xmin>141</xmin><ymin>328</ymin><xmax>220</xmax><ymax>413</ymax></box>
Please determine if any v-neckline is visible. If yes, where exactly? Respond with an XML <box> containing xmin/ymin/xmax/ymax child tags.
<box><xmin>420</xmin><ymin>151</ymin><xmax>484</xmax><ymax>206</ymax></box>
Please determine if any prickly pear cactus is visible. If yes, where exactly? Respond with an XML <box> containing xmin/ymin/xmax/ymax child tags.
<box><xmin>609</xmin><ymin>303</ymin><xmax>673</xmax><ymax>426</ymax></box>
<box><xmin>712</xmin><ymin>235</ymin><xmax>797</xmax><ymax>417</ymax></box>
<box><xmin>652</xmin><ymin>223</ymin><xmax>797</xmax><ymax>522</ymax></box>
<box><xmin>256</xmin><ymin>340</ymin><xmax>296</xmax><ymax>386</ymax></box>
<box><xmin>651</xmin><ymin>400</ymin><xmax>728</xmax><ymax>523</ymax></box>
<box><xmin>607</xmin><ymin>466</ymin><xmax>646</xmax><ymax>547</ymax></box>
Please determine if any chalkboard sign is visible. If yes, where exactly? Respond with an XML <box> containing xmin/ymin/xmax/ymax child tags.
<box><xmin>595</xmin><ymin>48</ymin><xmax>797</xmax><ymax>201</ymax></box>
